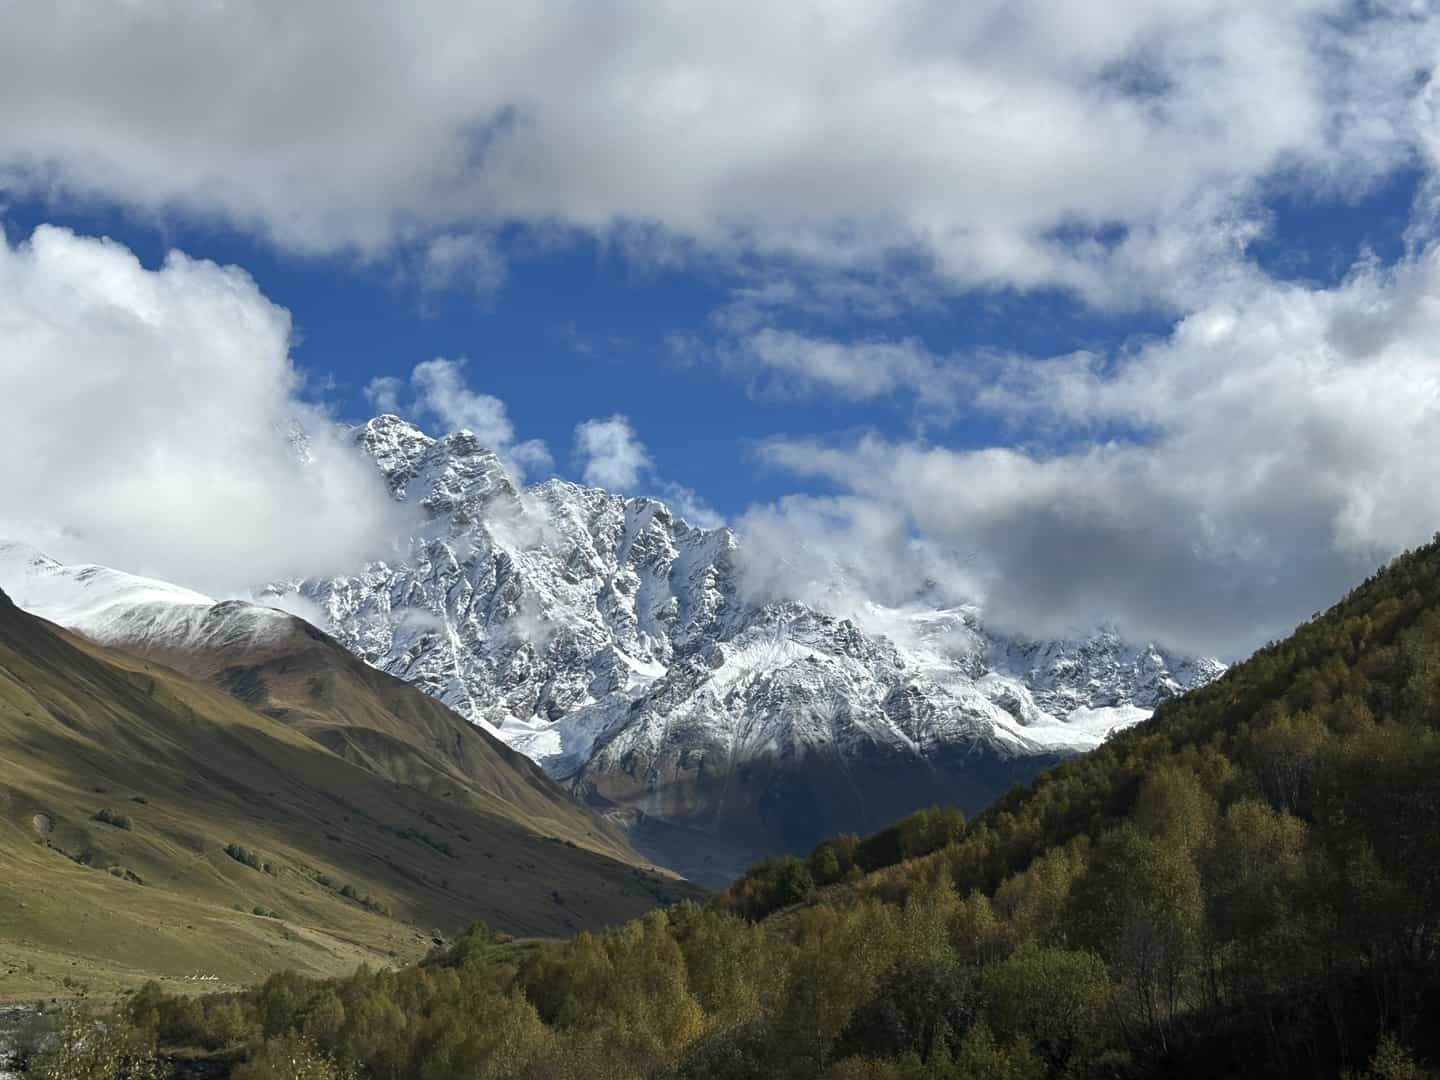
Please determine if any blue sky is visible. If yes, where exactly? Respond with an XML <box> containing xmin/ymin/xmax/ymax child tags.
<box><xmin>5</xmin><ymin>2</ymin><xmax>1440</xmax><ymax>657</ymax></box>
<box><xmin>0</xmin><ymin>195</ymin><xmax>1175</xmax><ymax>515</ymax></box>
<box><xmin>6</xmin><ymin>163</ymin><xmax>1421</xmax><ymax>519</ymax></box>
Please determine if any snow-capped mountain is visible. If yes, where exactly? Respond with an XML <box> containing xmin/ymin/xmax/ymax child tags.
<box><xmin>0</xmin><ymin>541</ymin><xmax>296</xmax><ymax>659</ymax></box>
<box><xmin>254</xmin><ymin>416</ymin><xmax>1223</xmax><ymax>875</ymax></box>
<box><xmin>0</xmin><ymin>418</ymin><xmax>1222</xmax><ymax>879</ymax></box>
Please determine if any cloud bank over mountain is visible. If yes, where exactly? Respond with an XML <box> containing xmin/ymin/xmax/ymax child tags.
<box><xmin>5</xmin><ymin>3</ymin><xmax>1440</xmax><ymax>658</ymax></box>
<box><xmin>7</xmin><ymin>217</ymin><xmax>1440</xmax><ymax>658</ymax></box>
<box><xmin>0</xmin><ymin>225</ymin><xmax>414</xmax><ymax>596</ymax></box>
<box><xmin>740</xmin><ymin>249</ymin><xmax>1440</xmax><ymax>656</ymax></box>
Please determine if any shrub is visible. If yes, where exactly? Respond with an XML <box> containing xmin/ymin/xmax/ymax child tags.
<box><xmin>233</xmin><ymin>1034</ymin><xmax>357</xmax><ymax>1080</ymax></box>
<box><xmin>335</xmin><ymin>882</ymin><xmax>390</xmax><ymax>916</ymax></box>
<box><xmin>27</xmin><ymin>1005</ymin><xmax>163</xmax><ymax>1080</ymax></box>
<box><xmin>225</xmin><ymin>843</ymin><xmax>262</xmax><ymax>870</ymax></box>
<box><xmin>92</xmin><ymin>808</ymin><xmax>133</xmax><ymax>831</ymax></box>
<box><xmin>1358</xmin><ymin>1034</ymin><xmax>1427</xmax><ymax>1080</ymax></box>
<box><xmin>202</xmin><ymin>998</ymin><xmax>257</xmax><ymax>1050</ymax></box>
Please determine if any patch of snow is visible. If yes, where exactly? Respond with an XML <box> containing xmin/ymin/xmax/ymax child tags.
<box><xmin>255</xmin><ymin>417</ymin><xmax>1225</xmax><ymax>810</ymax></box>
<box><xmin>0</xmin><ymin>417</ymin><xmax>1227</xmax><ymax>845</ymax></box>
<box><xmin>0</xmin><ymin>541</ymin><xmax>294</xmax><ymax>655</ymax></box>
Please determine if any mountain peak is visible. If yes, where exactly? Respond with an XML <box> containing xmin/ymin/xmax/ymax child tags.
<box><xmin>351</xmin><ymin>415</ymin><xmax>520</xmax><ymax>510</ymax></box>
<box><xmin>436</xmin><ymin>429</ymin><xmax>499</xmax><ymax>459</ymax></box>
<box><xmin>261</xmin><ymin>420</ymin><xmax>1224</xmax><ymax>873</ymax></box>
<box><xmin>0</xmin><ymin>412</ymin><xmax>1225</xmax><ymax>876</ymax></box>
<box><xmin>361</xmin><ymin>412</ymin><xmax>428</xmax><ymax>437</ymax></box>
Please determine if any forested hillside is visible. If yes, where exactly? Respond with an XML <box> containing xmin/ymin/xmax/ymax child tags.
<box><xmin>37</xmin><ymin>537</ymin><xmax>1440</xmax><ymax>1078</ymax></box>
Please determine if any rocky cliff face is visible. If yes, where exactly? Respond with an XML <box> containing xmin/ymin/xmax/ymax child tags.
<box><xmin>253</xmin><ymin>416</ymin><xmax>1222</xmax><ymax>880</ymax></box>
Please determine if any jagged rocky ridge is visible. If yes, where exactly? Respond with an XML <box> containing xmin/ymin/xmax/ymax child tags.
<box><xmin>258</xmin><ymin>417</ymin><xmax>1223</xmax><ymax>879</ymax></box>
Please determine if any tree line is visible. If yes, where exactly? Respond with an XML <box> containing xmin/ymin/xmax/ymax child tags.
<box><xmin>24</xmin><ymin>536</ymin><xmax>1440</xmax><ymax>1078</ymax></box>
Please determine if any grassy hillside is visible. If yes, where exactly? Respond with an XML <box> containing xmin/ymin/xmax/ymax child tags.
<box><xmin>121</xmin><ymin>536</ymin><xmax>1440</xmax><ymax>1078</ymax></box>
<box><xmin>123</xmin><ymin>602</ymin><xmax>642</xmax><ymax>866</ymax></box>
<box><xmin>0</xmin><ymin>588</ymin><xmax>697</xmax><ymax>1004</ymax></box>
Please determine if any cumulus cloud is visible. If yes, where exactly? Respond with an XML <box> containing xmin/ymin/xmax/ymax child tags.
<box><xmin>742</xmin><ymin>245</ymin><xmax>1440</xmax><ymax>658</ymax></box>
<box><xmin>412</xmin><ymin>359</ymin><xmax>519</xmax><ymax>448</ymax></box>
<box><xmin>365</xmin><ymin>358</ymin><xmax>554</xmax><ymax>480</ymax></box>
<box><xmin>0</xmin><ymin>3</ymin><xmax>1435</xmax><ymax>303</ymax></box>
<box><xmin>0</xmin><ymin>224</ymin><xmax>414</xmax><ymax>596</ymax></box>
<box><xmin>566</xmin><ymin>416</ymin><xmax>722</xmax><ymax>526</ymax></box>
<box><xmin>363</xmin><ymin>375</ymin><xmax>405</xmax><ymax>415</ymax></box>
<box><xmin>416</xmin><ymin>233</ymin><xmax>506</xmax><ymax>297</ymax></box>
<box><xmin>573</xmin><ymin>415</ymin><xmax>653</xmax><ymax>491</ymax></box>
<box><xmin>657</xmin><ymin>482</ymin><xmax>725</xmax><ymax>531</ymax></box>
<box><xmin>736</xmin><ymin>494</ymin><xmax>981</xmax><ymax>616</ymax></box>
<box><xmin>740</xmin><ymin>329</ymin><xmax>963</xmax><ymax>410</ymax></box>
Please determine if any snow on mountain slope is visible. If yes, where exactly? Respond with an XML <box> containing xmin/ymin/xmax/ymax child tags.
<box><xmin>254</xmin><ymin>416</ymin><xmax>1223</xmax><ymax>870</ymax></box>
<box><xmin>0</xmin><ymin>541</ymin><xmax>293</xmax><ymax>656</ymax></box>
<box><xmin>0</xmin><ymin>418</ymin><xmax>1222</xmax><ymax>875</ymax></box>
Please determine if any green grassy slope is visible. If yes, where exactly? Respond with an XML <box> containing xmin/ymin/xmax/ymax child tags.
<box><xmin>128</xmin><ymin>603</ymin><xmax>642</xmax><ymax>866</ymax></box>
<box><xmin>0</xmin><ymin>588</ymin><xmax>698</xmax><ymax>1002</ymax></box>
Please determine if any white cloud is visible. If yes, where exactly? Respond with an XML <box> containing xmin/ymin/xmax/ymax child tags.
<box><xmin>412</xmin><ymin>358</ymin><xmax>518</xmax><ymax>448</ymax></box>
<box><xmin>417</xmin><ymin>233</ymin><xmax>506</xmax><ymax>297</ymax></box>
<box><xmin>0</xmin><ymin>2</ymin><xmax>1435</xmax><ymax>303</ymax></box>
<box><xmin>0</xmin><ymin>224</ymin><xmax>414</xmax><ymax>596</ymax></box>
<box><xmin>743</xmin><ymin>244</ymin><xmax>1440</xmax><ymax>657</ymax></box>
<box><xmin>363</xmin><ymin>375</ymin><xmax>405</xmax><ymax>415</ymax></box>
<box><xmin>736</xmin><ymin>493</ymin><xmax>980</xmax><ymax>617</ymax></box>
<box><xmin>710</xmin><ymin>270</ymin><xmax>944</xmax><ymax>332</ymax></box>
<box><xmin>567</xmin><ymin>417</ymin><xmax>721</xmax><ymax>524</ymax></box>
<box><xmin>573</xmin><ymin>415</ymin><xmax>653</xmax><ymax>491</ymax></box>
<box><xmin>741</xmin><ymin>328</ymin><xmax>962</xmax><ymax>409</ymax></box>
<box><xmin>370</xmin><ymin>357</ymin><xmax>554</xmax><ymax>481</ymax></box>
<box><xmin>658</xmin><ymin>482</ymin><xmax>724</xmax><ymax>530</ymax></box>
